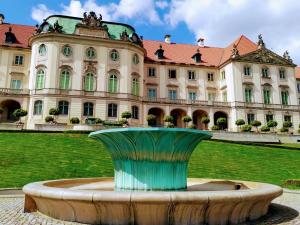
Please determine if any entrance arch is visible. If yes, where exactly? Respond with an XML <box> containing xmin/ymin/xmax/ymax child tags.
<box><xmin>170</xmin><ymin>108</ymin><xmax>187</xmax><ymax>128</ymax></box>
<box><xmin>148</xmin><ymin>107</ymin><xmax>165</xmax><ymax>127</ymax></box>
<box><xmin>214</xmin><ymin>111</ymin><xmax>228</xmax><ymax>130</ymax></box>
<box><xmin>192</xmin><ymin>110</ymin><xmax>208</xmax><ymax>130</ymax></box>
<box><xmin>0</xmin><ymin>100</ymin><xmax>21</xmax><ymax>122</ymax></box>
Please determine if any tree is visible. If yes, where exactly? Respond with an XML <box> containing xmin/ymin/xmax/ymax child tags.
<box><xmin>182</xmin><ymin>115</ymin><xmax>192</xmax><ymax>127</ymax></box>
<box><xmin>267</xmin><ymin>120</ymin><xmax>278</xmax><ymax>133</ymax></box>
<box><xmin>164</xmin><ymin>115</ymin><xmax>174</xmax><ymax>127</ymax></box>
<box><xmin>250</xmin><ymin>120</ymin><xmax>262</xmax><ymax>132</ymax></box>
<box><xmin>188</xmin><ymin>124</ymin><xmax>197</xmax><ymax>129</ymax></box>
<box><xmin>146</xmin><ymin>114</ymin><xmax>156</xmax><ymax>127</ymax></box>
<box><xmin>121</xmin><ymin>111</ymin><xmax>132</xmax><ymax>121</ymax></box>
<box><xmin>201</xmin><ymin>117</ymin><xmax>210</xmax><ymax>130</ymax></box>
<box><xmin>283</xmin><ymin>121</ymin><xmax>293</xmax><ymax>128</ymax></box>
<box><xmin>235</xmin><ymin>119</ymin><xmax>245</xmax><ymax>131</ymax></box>
<box><xmin>13</xmin><ymin>109</ymin><xmax>28</xmax><ymax>129</ymax></box>
<box><xmin>216</xmin><ymin>117</ymin><xmax>227</xmax><ymax>130</ymax></box>
<box><xmin>49</xmin><ymin>108</ymin><xmax>60</xmax><ymax>123</ymax></box>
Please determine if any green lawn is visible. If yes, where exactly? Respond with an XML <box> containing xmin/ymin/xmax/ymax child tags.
<box><xmin>0</xmin><ymin>133</ymin><xmax>299</xmax><ymax>188</ymax></box>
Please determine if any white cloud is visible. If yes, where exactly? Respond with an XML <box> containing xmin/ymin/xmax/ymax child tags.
<box><xmin>156</xmin><ymin>1</ymin><xmax>169</xmax><ymax>9</ymax></box>
<box><xmin>31</xmin><ymin>4</ymin><xmax>57</xmax><ymax>24</ymax></box>
<box><xmin>165</xmin><ymin>0</ymin><xmax>300</xmax><ymax>64</ymax></box>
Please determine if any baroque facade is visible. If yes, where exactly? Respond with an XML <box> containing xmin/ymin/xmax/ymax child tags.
<box><xmin>0</xmin><ymin>12</ymin><xmax>300</xmax><ymax>131</ymax></box>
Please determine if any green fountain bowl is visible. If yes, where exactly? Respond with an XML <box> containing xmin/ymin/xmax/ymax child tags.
<box><xmin>89</xmin><ymin>128</ymin><xmax>212</xmax><ymax>190</ymax></box>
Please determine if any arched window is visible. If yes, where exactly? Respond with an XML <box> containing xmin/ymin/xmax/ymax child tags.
<box><xmin>108</xmin><ymin>103</ymin><xmax>118</xmax><ymax>117</ymax></box>
<box><xmin>60</xmin><ymin>70</ymin><xmax>70</xmax><ymax>90</ymax></box>
<box><xmin>132</xmin><ymin>77</ymin><xmax>139</xmax><ymax>96</ymax></box>
<box><xmin>62</xmin><ymin>45</ymin><xmax>72</xmax><ymax>57</ymax></box>
<box><xmin>86</xmin><ymin>47</ymin><xmax>96</xmax><ymax>59</ymax></box>
<box><xmin>84</xmin><ymin>73</ymin><xmax>94</xmax><ymax>91</ymax></box>
<box><xmin>132</xmin><ymin>105</ymin><xmax>139</xmax><ymax>119</ymax></box>
<box><xmin>83</xmin><ymin>102</ymin><xmax>94</xmax><ymax>116</ymax></box>
<box><xmin>34</xmin><ymin>100</ymin><xmax>43</xmax><ymax>115</ymax></box>
<box><xmin>58</xmin><ymin>101</ymin><xmax>69</xmax><ymax>115</ymax></box>
<box><xmin>108</xmin><ymin>74</ymin><xmax>118</xmax><ymax>93</ymax></box>
<box><xmin>110</xmin><ymin>49</ymin><xmax>119</xmax><ymax>61</ymax></box>
<box><xmin>38</xmin><ymin>44</ymin><xmax>47</xmax><ymax>56</ymax></box>
<box><xmin>132</xmin><ymin>53</ymin><xmax>139</xmax><ymax>65</ymax></box>
<box><xmin>36</xmin><ymin>69</ymin><xmax>45</xmax><ymax>89</ymax></box>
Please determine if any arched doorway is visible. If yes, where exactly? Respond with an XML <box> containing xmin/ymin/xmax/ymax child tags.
<box><xmin>192</xmin><ymin>110</ymin><xmax>208</xmax><ymax>130</ymax></box>
<box><xmin>170</xmin><ymin>108</ymin><xmax>187</xmax><ymax>128</ymax></box>
<box><xmin>148</xmin><ymin>107</ymin><xmax>164</xmax><ymax>127</ymax></box>
<box><xmin>214</xmin><ymin>111</ymin><xmax>228</xmax><ymax>130</ymax></box>
<box><xmin>0</xmin><ymin>100</ymin><xmax>21</xmax><ymax>122</ymax></box>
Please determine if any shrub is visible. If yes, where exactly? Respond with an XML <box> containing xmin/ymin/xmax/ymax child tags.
<box><xmin>95</xmin><ymin>118</ymin><xmax>102</xmax><ymax>124</ymax></box>
<box><xmin>260</xmin><ymin>125</ymin><xmax>270</xmax><ymax>132</ymax></box>
<box><xmin>283</xmin><ymin>121</ymin><xmax>293</xmax><ymax>128</ymax></box>
<box><xmin>280</xmin><ymin>127</ymin><xmax>289</xmax><ymax>133</ymax></box>
<box><xmin>0</xmin><ymin>108</ymin><xmax>3</xmax><ymax>114</ymax></box>
<box><xmin>13</xmin><ymin>109</ymin><xmax>28</xmax><ymax>119</ymax></box>
<box><xmin>235</xmin><ymin>119</ymin><xmax>245</xmax><ymax>127</ymax></box>
<box><xmin>201</xmin><ymin>116</ymin><xmax>210</xmax><ymax>130</ymax></box>
<box><xmin>49</xmin><ymin>108</ymin><xmax>60</xmax><ymax>116</ymax></box>
<box><xmin>166</xmin><ymin>123</ymin><xmax>175</xmax><ymax>128</ymax></box>
<box><xmin>211</xmin><ymin>125</ymin><xmax>220</xmax><ymax>130</ymax></box>
<box><xmin>119</xmin><ymin>119</ymin><xmax>128</xmax><ymax>125</ymax></box>
<box><xmin>85</xmin><ymin>117</ymin><xmax>96</xmax><ymax>125</ymax></box>
<box><xmin>45</xmin><ymin>116</ymin><xmax>54</xmax><ymax>123</ymax></box>
<box><xmin>251</xmin><ymin>120</ymin><xmax>261</xmax><ymax>132</ymax></box>
<box><xmin>70</xmin><ymin>117</ymin><xmax>80</xmax><ymax>124</ymax></box>
<box><xmin>267</xmin><ymin>120</ymin><xmax>278</xmax><ymax>132</ymax></box>
<box><xmin>146</xmin><ymin>114</ymin><xmax>156</xmax><ymax>126</ymax></box>
<box><xmin>298</xmin><ymin>129</ymin><xmax>300</xmax><ymax>134</ymax></box>
<box><xmin>182</xmin><ymin>115</ymin><xmax>192</xmax><ymax>127</ymax></box>
<box><xmin>216</xmin><ymin>117</ymin><xmax>227</xmax><ymax>130</ymax></box>
<box><xmin>102</xmin><ymin>120</ymin><xmax>123</xmax><ymax>127</ymax></box>
<box><xmin>241</xmin><ymin>124</ymin><xmax>252</xmax><ymax>132</ymax></box>
<box><xmin>164</xmin><ymin>115</ymin><xmax>174</xmax><ymax>123</ymax></box>
<box><xmin>188</xmin><ymin>124</ymin><xmax>197</xmax><ymax>129</ymax></box>
<box><xmin>121</xmin><ymin>111</ymin><xmax>132</xmax><ymax>120</ymax></box>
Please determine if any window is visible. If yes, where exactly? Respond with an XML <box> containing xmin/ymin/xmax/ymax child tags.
<box><xmin>281</xmin><ymin>90</ymin><xmax>289</xmax><ymax>105</ymax></box>
<box><xmin>148</xmin><ymin>67</ymin><xmax>156</xmax><ymax>77</ymax></box>
<box><xmin>38</xmin><ymin>44</ymin><xmax>47</xmax><ymax>56</ymax></box>
<box><xmin>168</xmin><ymin>90</ymin><xmax>177</xmax><ymax>100</ymax></box>
<box><xmin>207</xmin><ymin>73</ymin><xmax>214</xmax><ymax>81</ymax></box>
<box><xmin>284</xmin><ymin>115</ymin><xmax>292</xmax><ymax>122</ymax></box>
<box><xmin>168</xmin><ymin>69</ymin><xmax>176</xmax><ymax>79</ymax></box>
<box><xmin>279</xmin><ymin>69</ymin><xmax>286</xmax><ymax>79</ymax></box>
<box><xmin>83</xmin><ymin>102</ymin><xmax>94</xmax><ymax>116</ymax></box>
<box><xmin>86</xmin><ymin>47</ymin><xmax>96</xmax><ymax>59</ymax></box>
<box><xmin>266</xmin><ymin>114</ymin><xmax>273</xmax><ymax>122</ymax></box>
<box><xmin>244</xmin><ymin>66</ymin><xmax>251</xmax><ymax>76</ymax></box>
<box><xmin>14</xmin><ymin>55</ymin><xmax>23</xmax><ymax>65</ymax></box>
<box><xmin>10</xmin><ymin>79</ymin><xmax>21</xmax><ymax>89</ymax></box>
<box><xmin>60</xmin><ymin>70</ymin><xmax>70</xmax><ymax>90</ymax></box>
<box><xmin>84</xmin><ymin>73</ymin><xmax>94</xmax><ymax>91</ymax></box>
<box><xmin>222</xmin><ymin>91</ymin><xmax>227</xmax><ymax>102</ymax></box>
<box><xmin>208</xmin><ymin>93</ymin><xmax>216</xmax><ymax>101</ymax></box>
<box><xmin>108</xmin><ymin>74</ymin><xmax>118</xmax><ymax>93</ymax></box>
<box><xmin>132</xmin><ymin>78</ymin><xmax>139</xmax><ymax>96</ymax></box>
<box><xmin>244</xmin><ymin>88</ymin><xmax>253</xmax><ymax>103</ymax></box>
<box><xmin>132</xmin><ymin>106</ymin><xmax>139</xmax><ymax>119</ymax></box>
<box><xmin>263</xmin><ymin>88</ymin><xmax>271</xmax><ymax>104</ymax></box>
<box><xmin>108</xmin><ymin>103</ymin><xmax>117</xmax><ymax>117</ymax></box>
<box><xmin>62</xmin><ymin>45</ymin><xmax>72</xmax><ymax>57</ymax></box>
<box><xmin>36</xmin><ymin>69</ymin><xmax>45</xmax><ymax>89</ymax></box>
<box><xmin>247</xmin><ymin>113</ymin><xmax>255</xmax><ymax>124</ymax></box>
<box><xmin>189</xmin><ymin>92</ymin><xmax>197</xmax><ymax>101</ymax></box>
<box><xmin>297</xmin><ymin>83</ymin><xmax>300</xmax><ymax>93</ymax></box>
<box><xmin>110</xmin><ymin>49</ymin><xmax>119</xmax><ymax>61</ymax></box>
<box><xmin>34</xmin><ymin>100</ymin><xmax>43</xmax><ymax>115</ymax></box>
<box><xmin>58</xmin><ymin>101</ymin><xmax>69</xmax><ymax>115</ymax></box>
<box><xmin>262</xmin><ymin>67</ymin><xmax>269</xmax><ymax>78</ymax></box>
<box><xmin>148</xmin><ymin>88</ymin><xmax>157</xmax><ymax>99</ymax></box>
<box><xmin>132</xmin><ymin>54</ymin><xmax>139</xmax><ymax>64</ymax></box>
<box><xmin>221</xmin><ymin>71</ymin><xmax>226</xmax><ymax>80</ymax></box>
<box><xmin>188</xmin><ymin>70</ymin><xmax>196</xmax><ymax>80</ymax></box>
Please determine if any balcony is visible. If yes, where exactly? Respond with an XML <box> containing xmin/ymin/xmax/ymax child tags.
<box><xmin>0</xmin><ymin>88</ymin><xmax>29</xmax><ymax>96</ymax></box>
<box><xmin>235</xmin><ymin>101</ymin><xmax>300</xmax><ymax>111</ymax></box>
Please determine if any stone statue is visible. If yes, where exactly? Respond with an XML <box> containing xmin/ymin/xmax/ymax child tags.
<box><xmin>258</xmin><ymin>34</ymin><xmax>265</xmax><ymax>49</ymax></box>
<box><xmin>283</xmin><ymin>50</ymin><xmax>293</xmax><ymax>62</ymax></box>
<box><xmin>231</xmin><ymin>44</ymin><xmax>239</xmax><ymax>58</ymax></box>
<box><xmin>81</xmin><ymin>11</ymin><xmax>103</xmax><ymax>27</ymax></box>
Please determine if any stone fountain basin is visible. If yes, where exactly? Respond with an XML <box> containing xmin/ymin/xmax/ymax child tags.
<box><xmin>23</xmin><ymin>177</ymin><xmax>282</xmax><ymax>225</ymax></box>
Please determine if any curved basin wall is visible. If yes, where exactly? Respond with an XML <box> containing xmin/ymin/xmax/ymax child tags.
<box><xmin>89</xmin><ymin>128</ymin><xmax>212</xmax><ymax>190</ymax></box>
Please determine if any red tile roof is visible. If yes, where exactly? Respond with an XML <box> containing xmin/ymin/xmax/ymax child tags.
<box><xmin>0</xmin><ymin>23</ymin><xmax>35</xmax><ymax>48</ymax></box>
<box><xmin>296</xmin><ymin>67</ymin><xmax>300</xmax><ymax>79</ymax></box>
<box><xmin>143</xmin><ymin>35</ymin><xmax>258</xmax><ymax>67</ymax></box>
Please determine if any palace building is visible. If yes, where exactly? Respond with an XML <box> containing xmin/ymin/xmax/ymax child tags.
<box><xmin>0</xmin><ymin>12</ymin><xmax>300</xmax><ymax>131</ymax></box>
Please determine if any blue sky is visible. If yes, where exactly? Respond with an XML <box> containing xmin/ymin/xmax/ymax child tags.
<box><xmin>1</xmin><ymin>0</ymin><xmax>300</xmax><ymax>64</ymax></box>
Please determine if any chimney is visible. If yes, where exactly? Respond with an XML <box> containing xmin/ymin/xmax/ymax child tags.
<box><xmin>164</xmin><ymin>34</ymin><xmax>171</xmax><ymax>44</ymax></box>
<box><xmin>0</xmin><ymin>14</ymin><xmax>4</xmax><ymax>24</ymax></box>
<box><xmin>197</xmin><ymin>38</ymin><xmax>205</xmax><ymax>47</ymax></box>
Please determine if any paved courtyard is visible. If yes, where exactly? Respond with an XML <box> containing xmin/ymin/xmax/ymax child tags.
<box><xmin>0</xmin><ymin>190</ymin><xmax>299</xmax><ymax>225</ymax></box>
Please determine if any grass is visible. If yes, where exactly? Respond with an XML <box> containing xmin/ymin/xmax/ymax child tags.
<box><xmin>0</xmin><ymin>133</ymin><xmax>299</xmax><ymax>188</ymax></box>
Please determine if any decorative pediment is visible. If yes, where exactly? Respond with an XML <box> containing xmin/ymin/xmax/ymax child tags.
<box><xmin>84</xmin><ymin>60</ymin><xmax>97</xmax><ymax>74</ymax></box>
<box><xmin>234</xmin><ymin>48</ymin><xmax>296</xmax><ymax>67</ymax></box>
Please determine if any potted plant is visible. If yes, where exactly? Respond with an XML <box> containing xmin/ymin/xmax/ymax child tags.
<box><xmin>13</xmin><ymin>108</ymin><xmax>28</xmax><ymax>129</ymax></box>
<box><xmin>267</xmin><ymin>120</ymin><xmax>278</xmax><ymax>133</ymax></box>
<box><xmin>182</xmin><ymin>115</ymin><xmax>192</xmax><ymax>128</ymax></box>
<box><xmin>241</xmin><ymin>124</ymin><xmax>252</xmax><ymax>132</ymax></box>
<box><xmin>235</xmin><ymin>119</ymin><xmax>245</xmax><ymax>131</ymax></box>
<box><xmin>282</xmin><ymin>121</ymin><xmax>293</xmax><ymax>134</ymax></box>
<box><xmin>188</xmin><ymin>124</ymin><xmax>197</xmax><ymax>129</ymax></box>
<box><xmin>216</xmin><ymin>117</ymin><xmax>227</xmax><ymax>130</ymax></box>
<box><xmin>121</xmin><ymin>111</ymin><xmax>132</xmax><ymax>125</ymax></box>
<box><xmin>250</xmin><ymin>120</ymin><xmax>261</xmax><ymax>133</ymax></box>
<box><xmin>146</xmin><ymin>114</ymin><xmax>156</xmax><ymax>127</ymax></box>
<box><xmin>164</xmin><ymin>115</ymin><xmax>174</xmax><ymax>127</ymax></box>
<box><xmin>201</xmin><ymin>117</ymin><xmax>210</xmax><ymax>130</ymax></box>
<box><xmin>49</xmin><ymin>108</ymin><xmax>60</xmax><ymax>124</ymax></box>
<box><xmin>70</xmin><ymin>117</ymin><xmax>80</xmax><ymax>124</ymax></box>
<box><xmin>211</xmin><ymin>125</ymin><xmax>220</xmax><ymax>130</ymax></box>
<box><xmin>260</xmin><ymin>125</ymin><xmax>270</xmax><ymax>133</ymax></box>
<box><xmin>45</xmin><ymin>116</ymin><xmax>55</xmax><ymax>123</ymax></box>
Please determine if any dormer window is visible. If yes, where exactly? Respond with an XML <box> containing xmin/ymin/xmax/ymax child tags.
<box><xmin>5</xmin><ymin>27</ymin><xmax>17</xmax><ymax>44</ymax></box>
<box><xmin>155</xmin><ymin>44</ymin><xmax>164</xmax><ymax>59</ymax></box>
<box><xmin>192</xmin><ymin>49</ymin><xmax>202</xmax><ymax>63</ymax></box>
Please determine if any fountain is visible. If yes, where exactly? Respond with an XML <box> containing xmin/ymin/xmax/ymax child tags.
<box><xmin>23</xmin><ymin>128</ymin><xmax>282</xmax><ymax>225</ymax></box>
